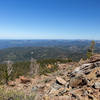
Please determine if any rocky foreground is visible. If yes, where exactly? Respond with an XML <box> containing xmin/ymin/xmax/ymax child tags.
<box><xmin>2</xmin><ymin>55</ymin><xmax>100</xmax><ymax>100</ymax></box>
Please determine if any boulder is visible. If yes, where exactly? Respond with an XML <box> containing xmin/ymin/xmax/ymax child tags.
<box><xmin>56</xmin><ymin>77</ymin><xmax>66</xmax><ymax>85</ymax></box>
<box><xmin>69</xmin><ymin>74</ymin><xmax>87</xmax><ymax>88</ymax></box>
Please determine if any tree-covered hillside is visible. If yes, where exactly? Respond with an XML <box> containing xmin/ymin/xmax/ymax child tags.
<box><xmin>0</xmin><ymin>40</ymin><xmax>100</xmax><ymax>63</ymax></box>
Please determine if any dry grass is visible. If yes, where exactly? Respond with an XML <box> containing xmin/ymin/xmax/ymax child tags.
<box><xmin>0</xmin><ymin>86</ymin><xmax>36</xmax><ymax>100</ymax></box>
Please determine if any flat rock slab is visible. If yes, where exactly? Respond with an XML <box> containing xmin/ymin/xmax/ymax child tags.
<box><xmin>56</xmin><ymin>77</ymin><xmax>66</xmax><ymax>85</ymax></box>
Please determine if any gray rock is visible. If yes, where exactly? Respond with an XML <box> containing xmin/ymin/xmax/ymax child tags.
<box><xmin>52</xmin><ymin>83</ymin><xmax>62</xmax><ymax>90</ymax></box>
<box><xmin>31</xmin><ymin>86</ymin><xmax>38</xmax><ymax>92</ymax></box>
<box><xmin>93</xmin><ymin>82</ymin><xmax>100</xmax><ymax>89</ymax></box>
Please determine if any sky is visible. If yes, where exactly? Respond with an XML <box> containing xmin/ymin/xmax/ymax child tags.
<box><xmin>0</xmin><ymin>0</ymin><xmax>100</xmax><ymax>40</ymax></box>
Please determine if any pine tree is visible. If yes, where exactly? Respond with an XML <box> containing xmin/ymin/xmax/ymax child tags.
<box><xmin>87</xmin><ymin>40</ymin><xmax>95</xmax><ymax>58</ymax></box>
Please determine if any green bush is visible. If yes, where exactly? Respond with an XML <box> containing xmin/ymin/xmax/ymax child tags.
<box><xmin>0</xmin><ymin>61</ymin><xmax>30</xmax><ymax>84</ymax></box>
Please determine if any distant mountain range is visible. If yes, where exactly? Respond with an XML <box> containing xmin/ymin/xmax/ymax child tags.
<box><xmin>0</xmin><ymin>39</ymin><xmax>94</xmax><ymax>49</ymax></box>
<box><xmin>0</xmin><ymin>39</ymin><xmax>100</xmax><ymax>63</ymax></box>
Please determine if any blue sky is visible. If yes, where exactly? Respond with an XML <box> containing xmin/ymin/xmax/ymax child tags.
<box><xmin>0</xmin><ymin>0</ymin><xmax>100</xmax><ymax>39</ymax></box>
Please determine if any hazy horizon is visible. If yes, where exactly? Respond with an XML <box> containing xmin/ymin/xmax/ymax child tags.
<box><xmin>0</xmin><ymin>39</ymin><xmax>100</xmax><ymax>41</ymax></box>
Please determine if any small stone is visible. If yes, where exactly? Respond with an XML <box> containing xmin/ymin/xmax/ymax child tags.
<box><xmin>49</xmin><ymin>87</ymin><xmax>59</xmax><ymax>95</ymax></box>
<box><xmin>19</xmin><ymin>76</ymin><xmax>31</xmax><ymax>84</ymax></box>
<box><xmin>8</xmin><ymin>81</ymin><xmax>16</xmax><ymax>87</ymax></box>
<box><xmin>56</xmin><ymin>77</ymin><xmax>66</xmax><ymax>85</ymax></box>
<box><xmin>31</xmin><ymin>86</ymin><xmax>38</xmax><ymax>92</ymax></box>
<box><xmin>43</xmin><ymin>95</ymin><xmax>50</xmax><ymax>100</ymax></box>
<box><xmin>96</xmin><ymin>70</ymin><xmax>100</xmax><ymax>77</ymax></box>
<box><xmin>52</xmin><ymin>83</ymin><xmax>62</xmax><ymax>90</ymax></box>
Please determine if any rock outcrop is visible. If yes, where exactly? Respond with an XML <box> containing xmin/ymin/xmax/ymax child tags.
<box><xmin>42</xmin><ymin>55</ymin><xmax>100</xmax><ymax>99</ymax></box>
<box><xmin>89</xmin><ymin>54</ymin><xmax>100</xmax><ymax>63</ymax></box>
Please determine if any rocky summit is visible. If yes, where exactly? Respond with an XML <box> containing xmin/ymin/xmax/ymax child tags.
<box><xmin>2</xmin><ymin>55</ymin><xmax>100</xmax><ymax>100</ymax></box>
